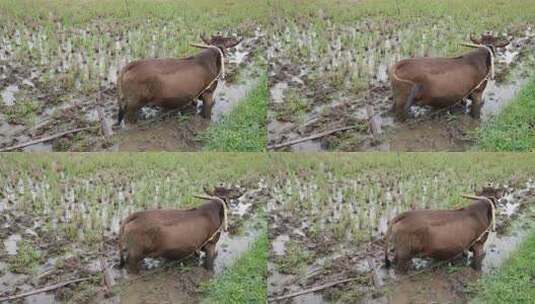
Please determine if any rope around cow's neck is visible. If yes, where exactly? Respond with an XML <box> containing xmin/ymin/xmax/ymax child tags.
<box><xmin>459</xmin><ymin>43</ymin><xmax>495</xmax><ymax>100</ymax></box>
<box><xmin>190</xmin><ymin>44</ymin><xmax>226</xmax><ymax>101</ymax></box>
<box><xmin>192</xmin><ymin>194</ymin><xmax>228</xmax><ymax>232</ymax></box>
<box><xmin>460</xmin><ymin>194</ymin><xmax>496</xmax><ymax>239</ymax></box>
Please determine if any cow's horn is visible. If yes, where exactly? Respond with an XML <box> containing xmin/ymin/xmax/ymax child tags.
<box><xmin>191</xmin><ymin>43</ymin><xmax>210</xmax><ymax>49</ymax></box>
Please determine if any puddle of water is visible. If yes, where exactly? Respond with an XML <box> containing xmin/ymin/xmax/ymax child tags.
<box><xmin>482</xmin><ymin>74</ymin><xmax>529</xmax><ymax>120</ymax></box>
<box><xmin>214</xmin><ymin>218</ymin><xmax>262</xmax><ymax>274</ymax></box>
<box><xmin>212</xmin><ymin>74</ymin><xmax>258</xmax><ymax>122</ymax></box>
<box><xmin>272</xmin><ymin>234</ymin><xmax>290</xmax><ymax>256</ymax></box>
<box><xmin>1</xmin><ymin>85</ymin><xmax>19</xmax><ymax>106</ymax></box>
<box><xmin>270</xmin><ymin>82</ymin><xmax>288</xmax><ymax>104</ymax></box>
<box><xmin>3</xmin><ymin>234</ymin><xmax>21</xmax><ymax>255</ymax></box>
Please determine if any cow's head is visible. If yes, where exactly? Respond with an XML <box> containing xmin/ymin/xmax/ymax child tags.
<box><xmin>204</xmin><ymin>185</ymin><xmax>243</xmax><ymax>206</ymax></box>
<box><xmin>476</xmin><ymin>186</ymin><xmax>505</xmax><ymax>206</ymax></box>
<box><xmin>200</xmin><ymin>34</ymin><xmax>243</xmax><ymax>55</ymax></box>
<box><xmin>470</xmin><ymin>33</ymin><xmax>510</xmax><ymax>54</ymax></box>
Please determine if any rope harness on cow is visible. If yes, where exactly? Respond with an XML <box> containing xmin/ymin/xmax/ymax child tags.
<box><xmin>190</xmin><ymin>44</ymin><xmax>226</xmax><ymax>100</ymax></box>
<box><xmin>460</xmin><ymin>194</ymin><xmax>496</xmax><ymax>244</ymax></box>
<box><xmin>459</xmin><ymin>43</ymin><xmax>495</xmax><ymax>102</ymax></box>
<box><xmin>190</xmin><ymin>194</ymin><xmax>228</xmax><ymax>253</ymax></box>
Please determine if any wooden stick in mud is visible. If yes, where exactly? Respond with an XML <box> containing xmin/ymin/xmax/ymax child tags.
<box><xmin>366</xmin><ymin>105</ymin><xmax>382</xmax><ymax>137</ymax></box>
<box><xmin>0</xmin><ymin>127</ymin><xmax>95</xmax><ymax>152</ymax></box>
<box><xmin>100</xmin><ymin>257</ymin><xmax>114</xmax><ymax>298</ymax></box>
<box><xmin>95</xmin><ymin>85</ymin><xmax>113</xmax><ymax>137</ymax></box>
<box><xmin>0</xmin><ymin>277</ymin><xmax>91</xmax><ymax>302</ymax></box>
<box><xmin>267</xmin><ymin>126</ymin><xmax>359</xmax><ymax>150</ymax></box>
<box><xmin>269</xmin><ymin>277</ymin><xmax>362</xmax><ymax>302</ymax></box>
<box><xmin>367</xmin><ymin>257</ymin><xmax>383</xmax><ymax>288</ymax></box>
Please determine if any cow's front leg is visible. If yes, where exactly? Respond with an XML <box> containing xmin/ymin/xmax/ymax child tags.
<box><xmin>200</xmin><ymin>91</ymin><xmax>215</xmax><ymax>119</ymax></box>
<box><xmin>470</xmin><ymin>85</ymin><xmax>486</xmax><ymax>119</ymax></box>
<box><xmin>203</xmin><ymin>242</ymin><xmax>217</xmax><ymax>271</ymax></box>
<box><xmin>471</xmin><ymin>243</ymin><xmax>486</xmax><ymax>271</ymax></box>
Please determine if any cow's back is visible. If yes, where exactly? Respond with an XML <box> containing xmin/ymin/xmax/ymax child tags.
<box><xmin>122</xmin><ymin>208</ymin><xmax>218</xmax><ymax>258</ymax></box>
<box><xmin>392</xmin><ymin>209</ymin><xmax>482</xmax><ymax>258</ymax></box>
<box><xmin>120</xmin><ymin>58</ymin><xmax>210</xmax><ymax>107</ymax></box>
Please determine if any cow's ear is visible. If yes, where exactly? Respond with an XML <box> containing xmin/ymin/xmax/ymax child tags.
<box><xmin>200</xmin><ymin>33</ymin><xmax>211</xmax><ymax>45</ymax></box>
<box><xmin>203</xmin><ymin>186</ymin><xmax>214</xmax><ymax>196</ymax></box>
<box><xmin>495</xmin><ymin>39</ymin><xmax>510</xmax><ymax>48</ymax></box>
<box><xmin>470</xmin><ymin>34</ymin><xmax>482</xmax><ymax>45</ymax></box>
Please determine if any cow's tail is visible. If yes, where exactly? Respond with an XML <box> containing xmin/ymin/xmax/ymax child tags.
<box><xmin>115</xmin><ymin>71</ymin><xmax>126</xmax><ymax>126</ymax></box>
<box><xmin>390</xmin><ymin>66</ymin><xmax>421</xmax><ymax>117</ymax></box>
<box><xmin>384</xmin><ymin>220</ymin><xmax>393</xmax><ymax>268</ymax></box>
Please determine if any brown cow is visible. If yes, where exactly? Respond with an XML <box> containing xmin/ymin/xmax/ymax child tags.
<box><xmin>384</xmin><ymin>187</ymin><xmax>503</xmax><ymax>273</ymax></box>
<box><xmin>118</xmin><ymin>195</ymin><xmax>229</xmax><ymax>273</ymax></box>
<box><xmin>116</xmin><ymin>35</ymin><xmax>242</xmax><ymax>125</ymax></box>
<box><xmin>390</xmin><ymin>34</ymin><xmax>509</xmax><ymax>120</ymax></box>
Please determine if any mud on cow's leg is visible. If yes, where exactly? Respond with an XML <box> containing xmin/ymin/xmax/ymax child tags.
<box><xmin>394</xmin><ymin>249</ymin><xmax>411</xmax><ymax>273</ymax></box>
<box><xmin>471</xmin><ymin>242</ymin><xmax>486</xmax><ymax>271</ymax></box>
<box><xmin>200</xmin><ymin>91</ymin><xmax>215</xmax><ymax>119</ymax></box>
<box><xmin>125</xmin><ymin>251</ymin><xmax>143</xmax><ymax>274</ymax></box>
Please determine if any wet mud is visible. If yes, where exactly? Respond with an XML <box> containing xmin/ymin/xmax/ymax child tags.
<box><xmin>0</xmin><ymin>177</ymin><xmax>269</xmax><ymax>303</ymax></box>
<box><xmin>268</xmin><ymin>23</ymin><xmax>535</xmax><ymax>151</ymax></box>
<box><xmin>0</xmin><ymin>22</ymin><xmax>265</xmax><ymax>152</ymax></box>
<box><xmin>268</xmin><ymin>179</ymin><xmax>535</xmax><ymax>303</ymax></box>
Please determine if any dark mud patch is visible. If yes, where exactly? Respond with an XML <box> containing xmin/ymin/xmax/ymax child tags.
<box><xmin>268</xmin><ymin>26</ymin><xmax>535</xmax><ymax>152</ymax></box>
<box><xmin>268</xmin><ymin>181</ymin><xmax>535</xmax><ymax>303</ymax></box>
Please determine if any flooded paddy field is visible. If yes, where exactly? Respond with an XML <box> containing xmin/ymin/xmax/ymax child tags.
<box><xmin>268</xmin><ymin>0</ymin><xmax>535</xmax><ymax>151</ymax></box>
<box><xmin>0</xmin><ymin>0</ymin><xmax>268</xmax><ymax>152</ymax></box>
<box><xmin>0</xmin><ymin>153</ymin><xmax>269</xmax><ymax>303</ymax></box>
<box><xmin>267</xmin><ymin>153</ymin><xmax>535</xmax><ymax>303</ymax></box>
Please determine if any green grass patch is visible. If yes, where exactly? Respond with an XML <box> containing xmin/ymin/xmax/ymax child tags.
<box><xmin>275</xmin><ymin>240</ymin><xmax>314</xmax><ymax>275</ymax></box>
<box><xmin>478</xmin><ymin>78</ymin><xmax>535</xmax><ymax>151</ymax></box>
<box><xmin>201</xmin><ymin>75</ymin><xmax>267</xmax><ymax>152</ymax></box>
<box><xmin>201</xmin><ymin>232</ymin><xmax>267</xmax><ymax>304</ymax></box>
<box><xmin>471</xmin><ymin>230</ymin><xmax>535</xmax><ymax>304</ymax></box>
<box><xmin>7</xmin><ymin>240</ymin><xmax>43</xmax><ymax>274</ymax></box>
<box><xmin>2</xmin><ymin>99</ymin><xmax>40</xmax><ymax>125</ymax></box>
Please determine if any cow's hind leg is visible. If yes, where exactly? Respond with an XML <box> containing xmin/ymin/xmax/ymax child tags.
<box><xmin>394</xmin><ymin>247</ymin><xmax>411</xmax><ymax>274</ymax></box>
<box><xmin>125</xmin><ymin>104</ymin><xmax>141</xmax><ymax>124</ymax></box>
<box><xmin>200</xmin><ymin>91</ymin><xmax>215</xmax><ymax>119</ymax></box>
<box><xmin>125</xmin><ymin>251</ymin><xmax>143</xmax><ymax>274</ymax></box>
